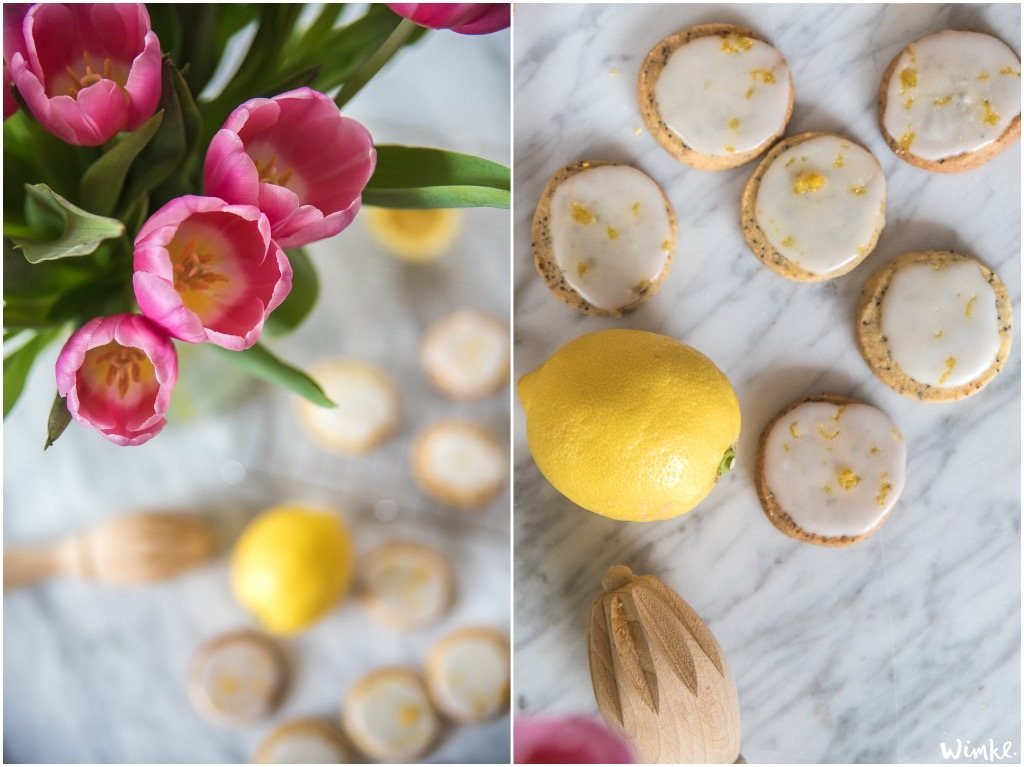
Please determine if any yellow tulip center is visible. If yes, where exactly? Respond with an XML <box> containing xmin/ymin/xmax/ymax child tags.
<box><xmin>59</xmin><ymin>50</ymin><xmax>128</xmax><ymax>98</ymax></box>
<box><xmin>83</xmin><ymin>342</ymin><xmax>155</xmax><ymax>400</ymax></box>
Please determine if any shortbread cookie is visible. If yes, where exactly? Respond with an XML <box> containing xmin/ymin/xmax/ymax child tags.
<box><xmin>297</xmin><ymin>359</ymin><xmax>401</xmax><ymax>454</ymax></box>
<box><xmin>420</xmin><ymin>309</ymin><xmax>509</xmax><ymax>399</ymax></box>
<box><xmin>358</xmin><ymin>540</ymin><xmax>455</xmax><ymax>631</ymax></box>
<box><xmin>756</xmin><ymin>394</ymin><xmax>907</xmax><ymax>547</ymax></box>
<box><xmin>532</xmin><ymin>161</ymin><xmax>676</xmax><ymax>317</ymax></box>
<box><xmin>412</xmin><ymin>420</ymin><xmax>506</xmax><ymax>509</ymax></box>
<box><xmin>857</xmin><ymin>251</ymin><xmax>1013</xmax><ymax>402</ymax></box>
<box><xmin>341</xmin><ymin>668</ymin><xmax>440</xmax><ymax>762</ymax></box>
<box><xmin>639</xmin><ymin>24</ymin><xmax>794</xmax><ymax>170</ymax></box>
<box><xmin>364</xmin><ymin>207</ymin><xmax>463</xmax><ymax>262</ymax></box>
<box><xmin>186</xmin><ymin>630</ymin><xmax>287</xmax><ymax>727</ymax></box>
<box><xmin>426</xmin><ymin>628</ymin><xmax>510</xmax><ymax>723</ymax></box>
<box><xmin>252</xmin><ymin>718</ymin><xmax>350</xmax><ymax>763</ymax></box>
<box><xmin>741</xmin><ymin>131</ymin><xmax>886</xmax><ymax>281</ymax></box>
<box><xmin>879</xmin><ymin>30</ymin><xmax>1021</xmax><ymax>172</ymax></box>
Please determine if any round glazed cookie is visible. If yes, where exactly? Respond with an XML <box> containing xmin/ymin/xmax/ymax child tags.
<box><xmin>879</xmin><ymin>30</ymin><xmax>1021</xmax><ymax>172</ymax></box>
<box><xmin>426</xmin><ymin>627</ymin><xmax>510</xmax><ymax>723</ymax></box>
<box><xmin>638</xmin><ymin>24</ymin><xmax>794</xmax><ymax>170</ymax></box>
<box><xmin>531</xmin><ymin>161</ymin><xmax>676</xmax><ymax>317</ymax></box>
<box><xmin>252</xmin><ymin>718</ymin><xmax>350</xmax><ymax>763</ymax></box>
<box><xmin>186</xmin><ymin>630</ymin><xmax>288</xmax><ymax>727</ymax></box>
<box><xmin>741</xmin><ymin>131</ymin><xmax>886</xmax><ymax>281</ymax></box>
<box><xmin>756</xmin><ymin>394</ymin><xmax>907</xmax><ymax>547</ymax></box>
<box><xmin>411</xmin><ymin>420</ymin><xmax>507</xmax><ymax>509</ymax></box>
<box><xmin>296</xmin><ymin>359</ymin><xmax>401</xmax><ymax>454</ymax></box>
<box><xmin>856</xmin><ymin>251</ymin><xmax>1013</xmax><ymax>402</ymax></box>
<box><xmin>357</xmin><ymin>540</ymin><xmax>456</xmax><ymax>631</ymax></box>
<box><xmin>341</xmin><ymin>668</ymin><xmax>440</xmax><ymax>762</ymax></box>
<box><xmin>420</xmin><ymin>308</ymin><xmax>509</xmax><ymax>400</ymax></box>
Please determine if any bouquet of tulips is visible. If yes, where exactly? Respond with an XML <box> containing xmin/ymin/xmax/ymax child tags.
<box><xmin>3</xmin><ymin>3</ymin><xmax>510</xmax><ymax>447</ymax></box>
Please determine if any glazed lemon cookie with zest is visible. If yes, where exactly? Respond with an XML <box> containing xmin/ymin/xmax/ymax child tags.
<box><xmin>412</xmin><ymin>420</ymin><xmax>507</xmax><ymax>509</ymax></box>
<box><xmin>295</xmin><ymin>359</ymin><xmax>401</xmax><ymax>454</ymax></box>
<box><xmin>741</xmin><ymin>131</ymin><xmax>886</xmax><ymax>282</ymax></box>
<box><xmin>186</xmin><ymin>630</ymin><xmax>288</xmax><ymax>727</ymax></box>
<box><xmin>756</xmin><ymin>394</ymin><xmax>907</xmax><ymax>547</ymax></box>
<box><xmin>639</xmin><ymin>24</ymin><xmax>793</xmax><ymax>170</ymax></box>
<box><xmin>252</xmin><ymin>718</ymin><xmax>350</xmax><ymax>764</ymax></box>
<box><xmin>856</xmin><ymin>251</ymin><xmax>1013</xmax><ymax>402</ymax></box>
<box><xmin>341</xmin><ymin>668</ymin><xmax>440</xmax><ymax>762</ymax></box>
<box><xmin>532</xmin><ymin>161</ymin><xmax>676</xmax><ymax>317</ymax></box>
<box><xmin>426</xmin><ymin>627</ymin><xmax>510</xmax><ymax>723</ymax></box>
<box><xmin>880</xmin><ymin>30</ymin><xmax>1021</xmax><ymax>173</ymax></box>
<box><xmin>357</xmin><ymin>540</ymin><xmax>455</xmax><ymax>631</ymax></box>
<box><xmin>420</xmin><ymin>308</ymin><xmax>509</xmax><ymax>400</ymax></box>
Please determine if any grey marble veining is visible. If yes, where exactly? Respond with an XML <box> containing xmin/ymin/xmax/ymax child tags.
<box><xmin>513</xmin><ymin>5</ymin><xmax>1020</xmax><ymax>764</ymax></box>
<box><xmin>3</xmin><ymin>22</ymin><xmax>510</xmax><ymax>764</ymax></box>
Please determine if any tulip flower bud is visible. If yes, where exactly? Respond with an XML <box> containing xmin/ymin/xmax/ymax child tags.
<box><xmin>133</xmin><ymin>196</ymin><xmax>292</xmax><ymax>351</ymax></box>
<box><xmin>7</xmin><ymin>3</ymin><xmax>161</xmax><ymax>145</ymax></box>
<box><xmin>55</xmin><ymin>314</ymin><xmax>178</xmax><ymax>446</ymax></box>
<box><xmin>204</xmin><ymin>87</ymin><xmax>375</xmax><ymax>248</ymax></box>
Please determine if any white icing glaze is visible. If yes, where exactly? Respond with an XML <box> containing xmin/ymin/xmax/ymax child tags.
<box><xmin>198</xmin><ymin>640</ymin><xmax>281</xmax><ymax>722</ymax></box>
<box><xmin>421</xmin><ymin>309</ymin><xmax>508</xmax><ymax>397</ymax></box>
<box><xmin>362</xmin><ymin>544</ymin><xmax>451</xmax><ymax>628</ymax></box>
<box><xmin>345</xmin><ymin>672</ymin><xmax>437</xmax><ymax>760</ymax></box>
<box><xmin>763</xmin><ymin>402</ymin><xmax>906</xmax><ymax>539</ymax></box>
<box><xmin>654</xmin><ymin>32</ymin><xmax>791</xmax><ymax>156</ymax></box>
<box><xmin>549</xmin><ymin>165</ymin><xmax>673</xmax><ymax>311</ymax></box>
<box><xmin>430</xmin><ymin>633</ymin><xmax>509</xmax><ymax>720</ymax></box>
<box><xmin>420</xmin><ymin>424</ymin><xmax>505</xmax><ymax>496</ymax></box>
<box><xmin>755</xmin><ymin>135</ymin><xmax>886</xmax><ymax>276</ymax></box>
<box><xmin>261</xmin><ymin>731</ymin><xmax>346</xmax><ymax>763</ymax></box>
<box><xmin>880</xmin><ymin>258</ymin><xmax>1001</xmax><ymax>387</ymax></box>
<box><xmin>302</xmin><ymin>361</ymin><xmax>398</xmax><ymax>450</ymax></box>
<box><xmin>883</xmin><ymin>30</ymin><xmax>1021</xmax><ymax>161</ymax></box>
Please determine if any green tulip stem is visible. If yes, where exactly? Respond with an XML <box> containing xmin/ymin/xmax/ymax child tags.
<box><xmin>335</xmin><ymin>18</ymin><xmax>418</xmax><ymax>109</ymax></box>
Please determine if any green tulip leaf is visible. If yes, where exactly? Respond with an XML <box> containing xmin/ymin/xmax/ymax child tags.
<box><xmin>3</xmin><ymin>329</ymin><xmax>59</xmax><ymax>418</ymax></box>
<box><xmin>265</xmin><ymin>247</ymin><xmax>319</xmax><ymax>336</ymax></box>
<box><xmin>217</xmin><ymin>342</ymin><xmax>334</xmax><ymax>407</ymax></box>
<box><xmin>364</xmin><ymin>146</ymin><xmax>510</xmax><ymax>209</ymax></box>
<box><xmin>44</xmin><ymin>391</ymin><xmax>72</xmax><ymax>450</ymax></box>
<box><xmin>10</xmin><ymin>184</ymin><xmax>125</xmax><ymax>264</ymax></box>
<box><xmin>80</xmin><ymin>111</ymin><xmax>164</xmax><ymax>216</ymax></box>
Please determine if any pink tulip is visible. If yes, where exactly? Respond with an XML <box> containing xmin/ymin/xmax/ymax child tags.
<box><xmin>3</xmin><ymin>4</ymin><xmax>30</xmax><ymax>119</ymax></box>
<box><xmin>386</xmin><ymin>4</ymin><xmax>510</xmax><ymax>34</ymax></box>
<box><xmin>133</xmin><ymin>196</ymin><xmax>292</xmax><ymax>351</ymax></box>
<box><xmin>514</xmin><ymin>716</ymin><xmax>634</xmax><ymax>764</ymax></box>
<box><xmin>7</xmin><ymin>3</ymin><xmax>161</xmax><ymax>145</ymax></box>
<box><xmin>55</xmin><ymin>314</ymin><xmax>178</xmax><ymax>447</ymax></box>
<box><xmin>204</xmin><ymin>87</ymin><xmax>375</xmax><ymax>249</ymax></box>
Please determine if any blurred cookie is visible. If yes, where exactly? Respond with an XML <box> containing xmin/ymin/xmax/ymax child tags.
<box><xmin>297</xmin><ymin>359</ymin><xmax>401</xmax><ymax>454</ymax></box>
<box><xmin>341</xmin><ymin>668</ymin><xmax>440</xmax><ymax>762</ymax></box>
<box><xmin>421</xmin><ymin>309</ymin><xmax>509</xmax><ymax>400</ymax></box>
<box><xmin>358</xmin><ymin>540</ymin><xmax>455</xmax><ymax>631</ymax></box>
<box><xmin>252</xmin><ymin>718</ymin><xmax>349</xmax><ymax>763</ymax></box>
<box><xmin>364</xmin><ymin>207</ymin><xmax>464</xmax><ymax>262</ymax></box>
<box><xmin>412</xmin><ymin>420</ymin><xmax>506</xmax><ymax>509</ymax></box>
<box><xmin>879</xmin><ymin>30</ymin><xmax>1021</xmax><ymax>172</ymax></box>
<box><xmin>639</xmin><ymin>23</ymin><xmax>793</xmax><ymax>170</ymax></box>
<box><xmin>532</xmin><ymin>161</ymin><xmax>676</xmax><ymax>317</ymax></box>
<box><xmin>741</xmin><ymin>131</ymin><xmax>886</xmax><ymax>281</ymax></box>
<box><xmin>856</xmin><ymin>251</ymin><xmax>1013</xmax><ymax>401</ymax></box>
<box><xmin>426</xmin><ymin>627</ymin><xmax>510</xmax><ymax>723</ymax></box>
<box><xmin>186</xmin><ymin>629</ymin><xmax>287</xmax><ymax>727</ymax></box>
<box><xmin>756</xmin><ymin>394</ymin><xmax>907</xmax><ymax>547</ymax></box>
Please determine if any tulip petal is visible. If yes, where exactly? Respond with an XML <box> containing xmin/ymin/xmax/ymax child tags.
<box><xmin>133</xmin><ymin>271</ymin><xmax>208</xmax><ymax>344</ymax></box>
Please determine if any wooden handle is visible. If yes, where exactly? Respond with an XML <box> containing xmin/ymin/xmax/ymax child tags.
<box><xmin>4</xmin><ymin>545</ymin><xmax>64</xmax><ymax>591</ymax></box>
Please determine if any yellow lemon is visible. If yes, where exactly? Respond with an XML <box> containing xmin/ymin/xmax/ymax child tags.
<box><xmin>231</xmin><ymin>505</ymin><xmax>354</xmax><ymax>634</ymax></box>
<box><xmin>518</xmin><ymin>329</ymin><xmax>741</xmax><ymax>522</ymax></box>
<box><xmin>365</xmin><ymin>207</ymin><xmax>464</xmax><ymax>262</ymax></box>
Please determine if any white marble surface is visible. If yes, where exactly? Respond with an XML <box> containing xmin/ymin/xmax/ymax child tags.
<box><xmin>3</xmin><ymin>14</ymin><xmax>510</xmax><ymax>764</ymax></box>
<box><xmin>514</xmin><ymin>5</ymin><xmax>1020</xmax><ymax>763</ymax></box>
